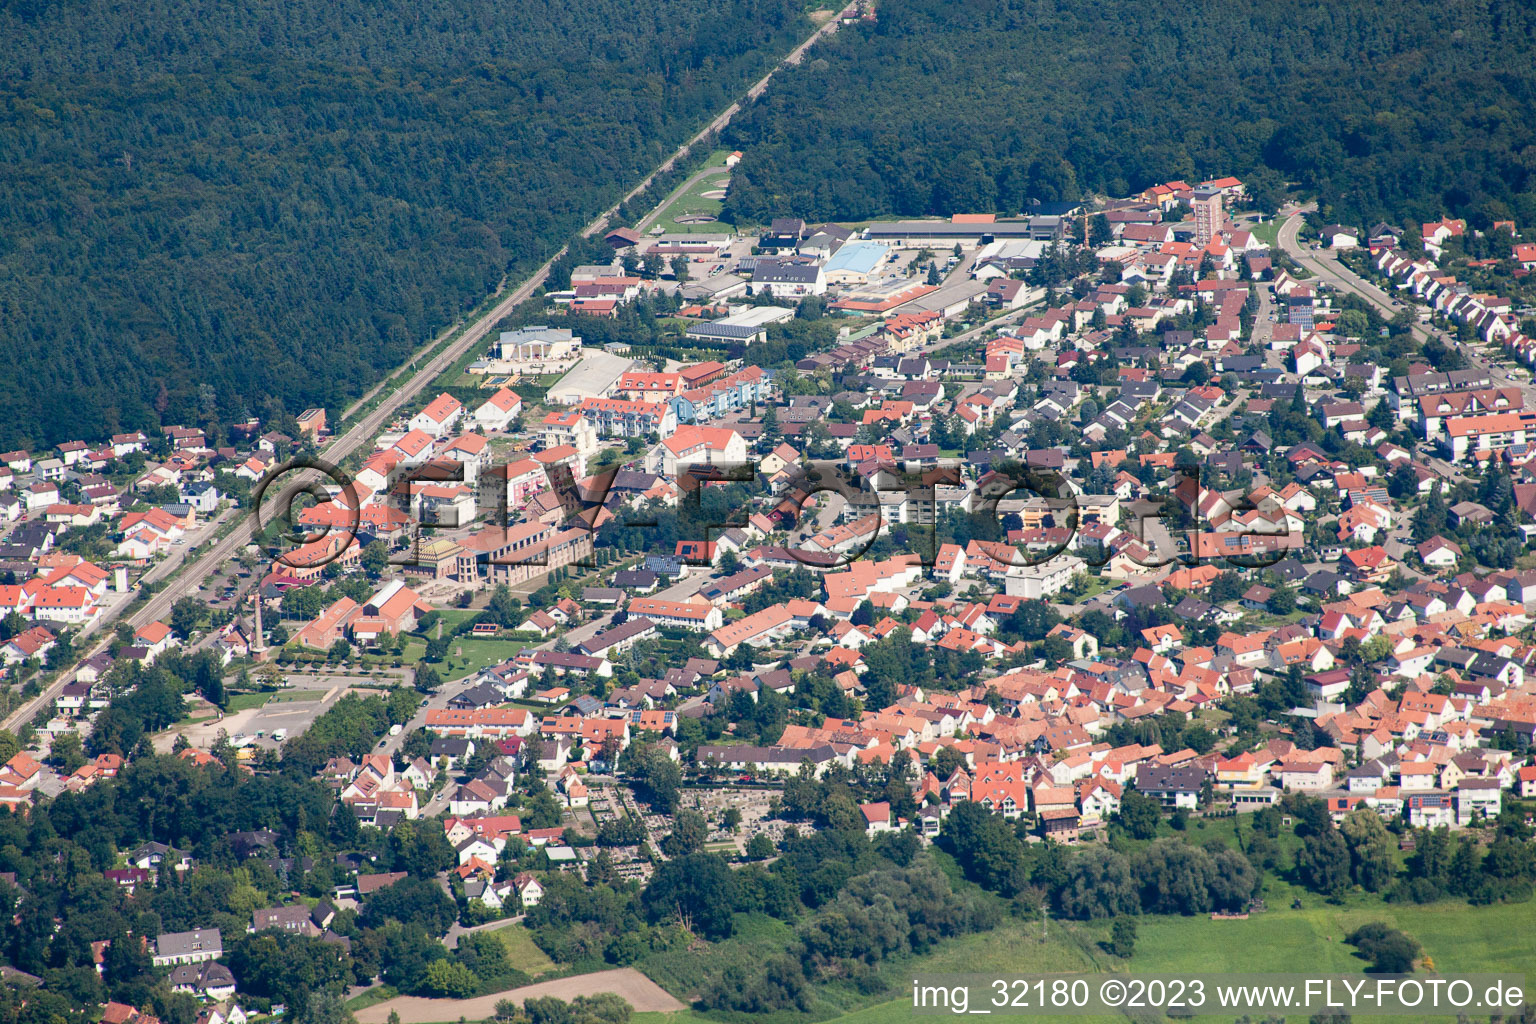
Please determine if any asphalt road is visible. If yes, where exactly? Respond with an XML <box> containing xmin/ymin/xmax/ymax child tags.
<box><xmin>609</xmin><ymin>4</ymin><xmax>852</xmax><ymax>239</ymax></box>
<box><xmin>1277</xmin><ymin>206</ymin><xmax>1430</xmax><ymax>342</ymax></box>
<box><xmin>1</xmin><ymin>506</ymin><xmax>237</xmax><ymax>732</ymax></box>
<box><xmin>8</xmin><ymin>9</ymin><xmax>853</xmax><ymax>733</ymax></box>
<box><xmin>1277</xmin><ymin>205</ymin><xmax>1536</xmax><ymax>405</ymax></box>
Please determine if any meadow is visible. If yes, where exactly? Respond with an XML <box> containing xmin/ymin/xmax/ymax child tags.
<box><xmin>630</xmin><ymin>898</ymin><xmax>1536</xmax><ymax>1024</ymax></box>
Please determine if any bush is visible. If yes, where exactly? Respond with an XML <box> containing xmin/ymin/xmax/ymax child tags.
<box><xmin>1346</xmin><ymin>922</ymin><xmax>1420</xmax><ymax>973</ymax></box>
<box><xmin>1110</xmin><ymin>917</ymin><xmax>1136</xmax><ymax>958</ymax></box>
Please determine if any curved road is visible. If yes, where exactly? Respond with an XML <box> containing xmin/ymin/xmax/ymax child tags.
<box><xmin>1277</xmin><ymin>206</ymin><xmax>1531</xmax><ymax>394</ymax></box>
<box><xmin>1276</xmin><ymin>205</ymin><xmax>1431</xmax><ymax>345</ymax></box>
<box><xmin>4</xmin><ymin>7</ymin><xmax>853</xmax><ymax>733</ymax></box>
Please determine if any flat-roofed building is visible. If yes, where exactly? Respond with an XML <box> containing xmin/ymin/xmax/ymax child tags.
<box><xmin>545</xmin><ymin>351</ymin><xmax>633</xmax><ymax>406</ymax></box>
<box><xmin>684</xmin><ymin>305</ymin><xmax>796</xmax><ymax>344</ymax></box>
<box><xmin>823</xmin><ymin>241</ymin><xmax>892</xmax><ymax>285</ymax></box>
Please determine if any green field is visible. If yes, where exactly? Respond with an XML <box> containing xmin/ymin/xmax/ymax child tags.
<box><xmin>491</xmin><ymin>922</ymin><xmax>557</xmax><ymax>977</ymax></box>
<box><xmin>267</xmin><ymin>688</ymin><xmax>329</xmax><ymax>703</ymax></box>
<box><xmin>1250</xmin><ymin>214</ymin><xmax>1284</xmax><ymax>248</ymax></box>
<box><xmin>436</xmin><ymin>637</ymin><xmax>528</xmax><ymax>677</ymax></box>
<box><xmin>224</xmin><ymin>692</ymin><xmax>271</xmax><ymax>713</ymax></box>
<box><xmin>364</xmin><ymin>899</ymin><xmax>1536</xmax><ymax>1024</ymax></box>
<box><xmin>344</xmin><ymin>985</ymin><xmax>399</xmax><ymax>1012</ymax></box>
<box><xmin>402</xmin><ymin>636</ymin><xmax>526</xmax><ymax>678</ymax></box>
<box><xmin>648</xmin><ymin>151</ymin><xmax>734</xmax><ymax>234</ymax></box>
<box><xmin>224</xmin><ymin>688</ymin><xmax>329</xmax><ymax>713</ymax></box>
<box><xmin>632</xmin><ymin>897</ymin><xmax>1536</xmax><ymax>1024</ymax></box>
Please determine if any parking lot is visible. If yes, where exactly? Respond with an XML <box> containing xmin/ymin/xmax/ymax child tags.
<box><xmin>201</xmin><ymin>564</ymin><xmax>256</xmax><ymax>608</ymax></box>
<box><xmin>155</xmin><ymin>676</ymin><xmax>383</xmax><ymax>753</ymax></box>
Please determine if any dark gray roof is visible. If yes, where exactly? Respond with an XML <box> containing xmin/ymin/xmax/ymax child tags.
<box><xmin>576</xmin><ymin>617</ymin><xmax>657</xmax><ymax>654</ymax></box>
<box><xmin>156</xmin><ymin>928</ymin><xmax>222</xmax><ymax>959</ymax></box>
<box><xmin>1135</xmin><ymin>763</ymin><xmax>1209</xmax><ymax>793</ymax></box>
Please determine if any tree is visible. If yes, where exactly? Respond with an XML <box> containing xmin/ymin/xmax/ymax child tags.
<box><xmin>1207</xmin><ymin>846</ymin><xmax>1261</xmax><ymax>911</ymax></box>
<box><xmin>1038</xmin><ymin>634</ymin><xmax>1072</xmax><ymax>664</ymax></box>
<box><xmin>170</xmin><ymin>597</ymin><xmax>207</xmax><ymax>639</ymax></box>
<box><xmin>360</xmin><ymin>875</ymin><xmax>458</xmax><ymax>935</ymax></box>
<box><xmin>670</xmin><ymin>255</ymin><xmax>690</xmax><ymax>282</ymax></box>
<box><xmin>746</xmin><ymin>832</ymin><xmax>776</xmax><ymax>860</ymax></box>
<box><xmin>228</xmin><ymin>932</ymin><xmax>352</xmax><ymax>1015</ymax></box>
<box><xmin>1297</xmin><ymin>827</ymin><xmax>1352</xmax><ymax>897</ymax></box>
<box><xmin>661</xmin><ymin>808</ymin><xmax>708</xmax><ymax>857</ymax></box>
<box><xmin>1004</xmin><ymin>599</ymin><xmax>1062</xmax><ymax>642</ymax></box>
<box><xmin>1089</xmin><ymin>213</ymin><xmax>1113</xmax><ymax>246</ymax></box>
<box><xmin>1339</xmin><ymin>808</ymin><xmax>1395</xmax><ymax>892</ymax></box>
<box><xmin>361</xmin><ymin>540</ymin><xmax>389</xmax><ymax>577</ymax></box>
<box><xmin>414</xmin><ymin>663</ymin><xmax>443</xmax><ymax>693</ymax></box>
<box><xmin>48</xmin><ymin>732</ymin><xmax>87</xmax><ymax>773</ymax></box>
<box><xmin>1116</xmin><ymin>790</ymin><xmax>1162</xmax><ymax>840</ymax></box>
<box><xmin>931</xmin><ymin>746</ymin><xmax>967</xmax><ymax>781</ymax></box>
<box><xmin>294</xmin><ymin>989</ymin><xmax>354</xmax><ymax>1024</ymax></box>
<box><xmin>643</xmin><ymin>853</ymin><xmax>740</xmax><ymax>938</ymax></box>
<box><xmin>1266</xmin><ymin>586</ymin><xmax>1297</xmax><ymax>615</ymax></box>
<box><xmin>1447</xmin><ymin>838</ymin><xmax>1482</xmax><ymax>896</ymax></box>
<box><xmin>939</xmin><ymin>801</ymin><xmax>1029</xmax><ymax>897</ymax></box>
<box><xmin>1133</xmin><ymin>838</ymin><xmax>1218</xmax><ymax>915</ymax></box>
<box><xmin>1208</xmin><ymin>572</ymin><xmax>1246</xmax><ymax>604</ymax></box>
<box><xmin>423</xmin><ymin>959</ymin><xmax>480</xmax><ymax>998</ymax></box>
<box><xmin>1110</xmin><ymin>917</ymin><xmax>1136</xmax><ymax>958</ymax></box>
<box><xmin>1336</xmin><ymin>310</ymin><xmax>1370</xmax><ymax>338</ymax></box>
<box><xmin>1058</xmin><ymin>846</ymin><xmax>1140</xmax><ymax>919</ymax></box>
<box><xmin>624</xmin><ymin>741</ymin><xmax>682</xmax><ymax>813</ymax></box>
<box><xmin>1412</xmin><ymin>484</ymin><xmax>1449</xmax><ymax>542</ymax></box>
<box><xmin>487</xmin><ymin>584</ymin><xmax>523</xmax><ymax>627</ymax></box>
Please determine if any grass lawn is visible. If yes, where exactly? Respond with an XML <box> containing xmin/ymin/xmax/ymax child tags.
<box><xmin>435</xmin><ymin>637</ymin><xmax>528</xmax><ymax>677</ymax></box>
<box><xmin>641</xmin><ymin>913</ymin><xmax>800</xmax><ymax>1002</ymax></box>
<box><xmin>649</xmin><ymin>150</ymin><xmax>733</xmax><ymax>234</ymax></box>
<box><xmin>490</xmin><ymin>922</ymin><xmax>557</xmax><ymax>977</ymax></box>
<box><xmin>637</xmin><ymin>918</ymin><xmax>1125</xmax><ymax>1024</ymax></box>
<box><xmin>1251</xmin><ymin>215</ymin><xmax>1283</xmax><ymax>248</ymax></box>
<box><xmin>267</xmin><ymin>688</ymin><xmax>329</xmax><ymax>703</ymax></box>
<box><xmin>225</xmin><ymin>688</ymin><xmax>330</xmax><ymax>713</ymax></box>
<box><xmin>431</xmin><ymin>608</ymin><xmax>481</xmax><ymax>632</ymax></box>
<box><xmin>224</xmin><ymin>692</ymin><xmax>272</xmax><ymax>713</ymax></box>
<box><xmin>344</xmin><ymin>985</ymin><xmax>398</xmax><ymax>1011</ymax></box>
<box><xmin>1061</xmin><ymin>576</ymin><xmax>1115</xmax><ymax>605</ymax></box>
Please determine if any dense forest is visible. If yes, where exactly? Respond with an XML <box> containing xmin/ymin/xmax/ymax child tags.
<box><xmin>0</xmin><ymin>0</ymin><xmax>808</xmax><ymax>448</ymax></box>
<box><xmin>723</xmin><ymin>0</ymin><xmax>1536</xmax><ymax>229</ymax></box>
